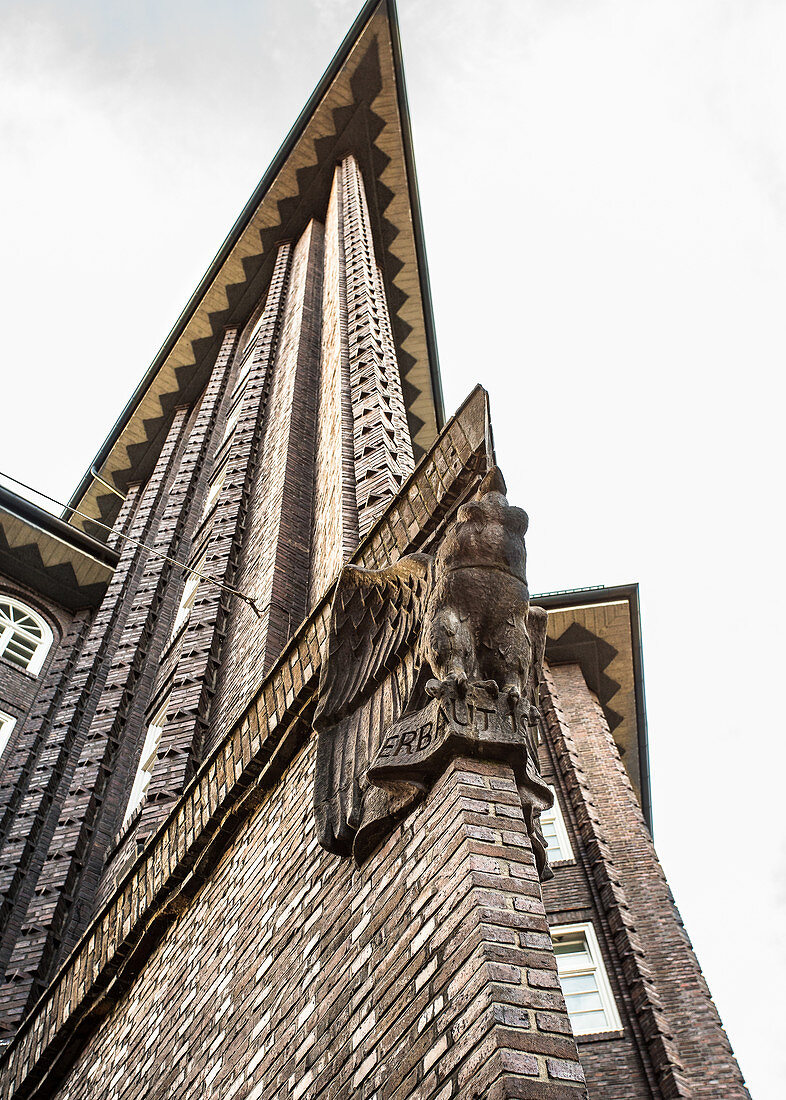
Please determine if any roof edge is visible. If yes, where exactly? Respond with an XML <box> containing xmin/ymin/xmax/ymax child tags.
<box><xmin>532</xmin><ymin>582</ymin><xmax>653</xmax><ymax>833</ymax></box>
<box><xmin>0</xmin><ymin>485</ymin><xmax>120</xmax><ymax>570</ymax></box>
<box><xmin>65</xmin><ymin>0</ymin><xmax>443</xmax><ymax>519</ymax></box>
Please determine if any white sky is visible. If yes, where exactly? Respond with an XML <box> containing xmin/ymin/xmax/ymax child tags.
<box><xmin>1</xmin><ymin>1</ymin><xmax>784</xmax><ymax>1094</ymax></box>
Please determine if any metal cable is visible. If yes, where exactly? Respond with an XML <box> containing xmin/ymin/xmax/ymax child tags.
<box><xmin>0</xmin><ymin>470</ymin><xmax>263</xmax><ymax>619</ymax></box>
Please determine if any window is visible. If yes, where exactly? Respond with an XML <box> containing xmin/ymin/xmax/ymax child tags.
<box><xmin>230</xmin><ymin>344</ymin><xmax>256</xmax><ymax>399</ymax></box>
<box><xmin>123</xmin><ymin>700</ymin><xmax>168</xmax><ymax>827</ymax></box>
<box><xmin>552</xmin><ymin>923</ymin><xmax>621</xmax><ymax>1035</ymax></box>
<box><xmin>0</xmin><ymin>598</ymin><xmax>53</xmax><ymax>675</ymax></box>
<box><xmin>201</xmin><ymin>464</ymin><xmax>227</xmax><ymax>521</ymax></box>
<box><xmin>170</xmin><ymin>557</ymin><xmax>206</xmax><ymax>639</ymax></box>
<box><xmin>541</xmin><ymin>787</ymin><xmax>574</xmax><ymax>864</ymax></box>
<box><xmin>0</xmin><ymin>710</ymin><xmax>17</xmax><ymax>759</ymax></box>
<box><xmin>221</xmin><ymin>398</ymin><xmax>243</xmax><ymax>443</ymax></box>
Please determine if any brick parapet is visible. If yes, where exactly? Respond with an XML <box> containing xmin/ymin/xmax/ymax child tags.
<box><xmin>546</xmin><ymin>663</ymin><xmax>749</xmax><ymax>1099</ymax></box>
<box><xmin>0</xmin><ymin>386</ymin><xmax>493</xmax><ymax>1098</ymax></box>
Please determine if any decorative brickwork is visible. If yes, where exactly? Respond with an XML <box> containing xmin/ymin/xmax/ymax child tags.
<box><xmin>310</xmin><ymin>169</ymin><xmax>359</xmax><ymax>601</ymax></box>
<box><xmin>0</xmin><ymin>404</ymin><xmax>194</xmax><ymax>1038</ymax></box>
<box><xmin>0</xmin><ymin>603</ymin><xmax>89</xmax><ymax>980</ymax></box>
<box><xmin>91</xmin><ymin>328</ymin><xmax>240</xmax><ymax>904</ymax></box>
<box><xmin>0</xmin><ymin>6</ymin><xmax>752</xmax><ymax>1095</ymax></box>
<box><xmin>341</xmin><ymin>154</ymin><xmax>414</xmax><ymax>539</ymax></box>
<box><xmin>53</xmin><ymin>751</ymin><xmax>584</xmax><ymax>1100</ymax></box>
<box><xmin>214</xmin><ymin>219</ymin><xmax>324</xmax><ymax>729</ymax></box>
<box><xmin>538</xmin><ymin>664</ymin><xmax>691</xmax><ymax>1099</ymax></box>
<box><xmin>0</xmin><ymin>389</ymin><xmax>492</xmax><ymax>1098</ymax></box>
<box><xmin>545</xmin><ymin>663</ymin><xmax>749</xmax><ymax>1099</ymax></box>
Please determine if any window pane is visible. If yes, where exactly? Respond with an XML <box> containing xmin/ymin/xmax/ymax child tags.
<box><xmin>552</xmin><ymin>923</ymin><xmax>621</xmax><ymax>1035</ymax></box>
<box><xmin>564</xmin><ymin>990</ymin><xmax>604</xmax><ymax>1014</ymax></box>
<box><xmin>561</xmin><ymin>973</ymin><xmax>598</xmax><ymax>995</ymax></box>
<box><xmin>570</xmin><ymin>1009</ymin><xmax>609</xmax><ymax>1036</ymax></box>
<box><xmin>541</xmin><ymin>819</ymin><xmax>563</xmax><ymax>861</ymax></box>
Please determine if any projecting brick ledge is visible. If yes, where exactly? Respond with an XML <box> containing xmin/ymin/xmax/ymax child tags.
<box><xmin>0</xmin><ymin>387</ymin><xmax>491</xmax><ymax>1100</ymax></box>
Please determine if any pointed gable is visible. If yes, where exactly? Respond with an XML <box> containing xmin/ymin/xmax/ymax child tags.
<box><xmin>68</xmin><ymin>0</ymin><xmax>443</xmax><ymax>535</ymax></box>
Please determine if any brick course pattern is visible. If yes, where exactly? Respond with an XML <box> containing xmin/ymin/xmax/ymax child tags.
<box><xmin>0</xmin><ymin>389</ymin><xmax>493</xmax><ymax>1099</ymax></box>
<box><xmin>545</xmin><ymin>663</ymin><xmax>749</xmax><ymax>1099</ymax></box>
<box><xmin>0</xmin><ymin>402</ymin><xmax>196</xmax><ymax>1036</ymax></box>
<box><xmin>51</xmin><ymin>751</ymin><xmax>585</xmax><ymax>1100</ymax></box>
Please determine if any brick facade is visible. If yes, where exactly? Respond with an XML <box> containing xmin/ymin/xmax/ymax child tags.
<box><xmin>46</xmin><ymin>752</ymin><xmax>586</xmax><ymax>1100</ymax></box>
<box><xmin>0</xmin><ymin>4</ymin><xmax>749</xmax><ymax>1096</ymax></box>
<box><xmin>542</xmin><ymin>664</ymin><xmax>749</xmax><ymax>1099</ymax></box>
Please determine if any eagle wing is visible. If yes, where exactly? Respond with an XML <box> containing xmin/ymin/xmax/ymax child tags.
<box><xmin>526</xmin><ymin>604</ymin><xmax>548</xmax><ymax>710</ymax></box>
<box><xmin>315</xmin><ymin>553</ymin><xmax>433</xmax><ymax>727</ymax></box>
<box><xmin>314</xmin><ymin>553</ymin><xmax>433</xmax><ymax>858</ymax></box>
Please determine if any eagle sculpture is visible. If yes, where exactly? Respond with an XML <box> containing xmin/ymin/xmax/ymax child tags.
<box><xmin>314</xmin><ymin>466</ymin><xmax>553</xmax><ymax>870</ymax></box>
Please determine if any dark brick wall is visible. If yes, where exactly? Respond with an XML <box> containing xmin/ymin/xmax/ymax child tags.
<box><xmin>212</xmin><ymin>219</ymin><xmax>324</xmax><ymax>735</ymax></box>
<box><xmin>49</xmin><ymin>750</ymin><xmax>586</xmax><ymax>1100</ymax></box>
<box><xmin>544</xmin><ymin>663</ymin><xmax>749</xmax><ymax>1099</ymax></box>
<box><xmin>0</xmin><ymin>583</ymin><xmax>74</xmax><ymax>733</ymax></box>
<box><xmin>0</xmin><ymin>397</ymin><xmax>197</xmax><ymax>1036</ymax></box>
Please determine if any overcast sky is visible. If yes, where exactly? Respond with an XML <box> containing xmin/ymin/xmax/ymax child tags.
<box><xmin>1</xmin><ymin>1</ymin><xmax>784</xmax><ymax>1094</ymax></box>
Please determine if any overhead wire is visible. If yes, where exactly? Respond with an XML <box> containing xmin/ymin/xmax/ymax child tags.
<box><xmin>0</xmin><ymin>470</ymin><xmax>264</xmax><ymax>619</ymax></box>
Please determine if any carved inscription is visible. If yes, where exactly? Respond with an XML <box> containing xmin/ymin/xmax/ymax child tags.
<box><xmin>368</xmin><ymin>684</ymin><xmax>532</xmax><ymax>789</ymax></box>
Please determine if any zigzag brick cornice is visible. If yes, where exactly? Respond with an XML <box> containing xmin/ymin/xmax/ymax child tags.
<box><xmin>0</xmin><ymin>386</ymin><xmax>489</xmax><ymax>1100</ymax></box>
<box><xmin>69</xmin><ymin>0</ymin><xmax>442</xmax><ymax>539</ymax></box>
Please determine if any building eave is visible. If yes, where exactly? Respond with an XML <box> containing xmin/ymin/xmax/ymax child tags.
<box><xmin>0</xmin><ymin>486</ymin><xmax>118</xmax><ymax>611</ymax></box>
<box><xmin>533</xmin><ymin>583</ymin><xmax>653</xmax><ymax>832</ymax></box>
<box><xmin>65</xmin><ymin>0</ymin><xmax>443</xmax><ymax>538</ymax></box>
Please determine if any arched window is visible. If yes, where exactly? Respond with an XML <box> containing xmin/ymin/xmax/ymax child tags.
<box><xmin>0</xmin><ymin>598</ymin><xmax>53</xmax><ymax>675</ymax></box>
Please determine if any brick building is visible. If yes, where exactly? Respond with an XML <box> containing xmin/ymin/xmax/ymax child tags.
<box><xmin>0</xmin><ymin>2</ymin><xmax>748</xmax><ymax>1098</ymax></box>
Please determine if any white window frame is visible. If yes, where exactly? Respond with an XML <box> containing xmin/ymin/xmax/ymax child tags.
<box><xmin>541</xmin><ymin>786</ymin><xmax>574</xmax><ymax>864</ymax></box>
<box><xmin>0</xmin><ymin>597</ymin><xmax>53</xmax><ymax>675</ymax></box>
<box><xmin>201</xmin><ymin>463</ymin><xmax>227</xmax><ymax>521</ymax></box>
<box><xmin>0</xmin><ymin>710</ymin><xmax>17</xmax><ymax>759</ymax></box>
<box><xmin>221</xmin><ymin>396</ymin><xmax>243</xmax><ymax>443</ymax></box>
<box><xmin>551</xmin><ymin>921</ymin><xmax>622</xmax><ymax>1036</ymax></box>
<box><xmin>122</xmin><ymin>699</ymin><xmax>168</xmax><ymax>828</ymax></box>
<box><xmin>170</xmin><ymin>556</ymin><xmax>206</xmax><ymax>639</ymax></box>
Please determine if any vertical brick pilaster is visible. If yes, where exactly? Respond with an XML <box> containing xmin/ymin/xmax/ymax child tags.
<box><xmin>541</xmin><ymin>664</ymin><xmax>693</xmax><ymax>1099</ymax></box>
<box><xmin>310</xmin><ymin>168</ymin><xmax>359</xmax><ymax>601</ymax></box>
<box><xmin>85</xmin><ymin>327</ymin><xmax>239</xmax><ymax>911</ymax></box>
<box><xmin>0</xmin><ymin>398</ymin><xmax>194</xmax><ymax>1036</ymax></box>
<box><xmin>342</xmin><ymin>155</ymin><xmax>413</xmax><ymax>539</ymax></box>
<box><xmin>0</xmin><ymin>611</ymin><xmax>91</xmax><ymax>980</ymax></box>
<box><xmin>211</xmin><ymin>219</ymin><xmax>323</xmax><ymax>732</ymax></box>
<box><xmin>310</xmin><ymin>154</ymin><xmax>414</xmax><ymax>603</ymax></box>
<box><xmin>546</xmin><ymin>663</ymin><xmax>749</xmax><ymax>1099</ymax></box>
<box><xmin>397</xmin><ymin>756</ymin><xmax>588</xmax><ymax>1100</ymax></box>
<box><xmin>0</xmin><ymin>476</ymin><xmax>137</xmax><ymax>1040</ymax></box>
<box><xmin>137</xmin><ymin>243</ymin><xmax>293</xmax><ymax>821</ymax></box>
